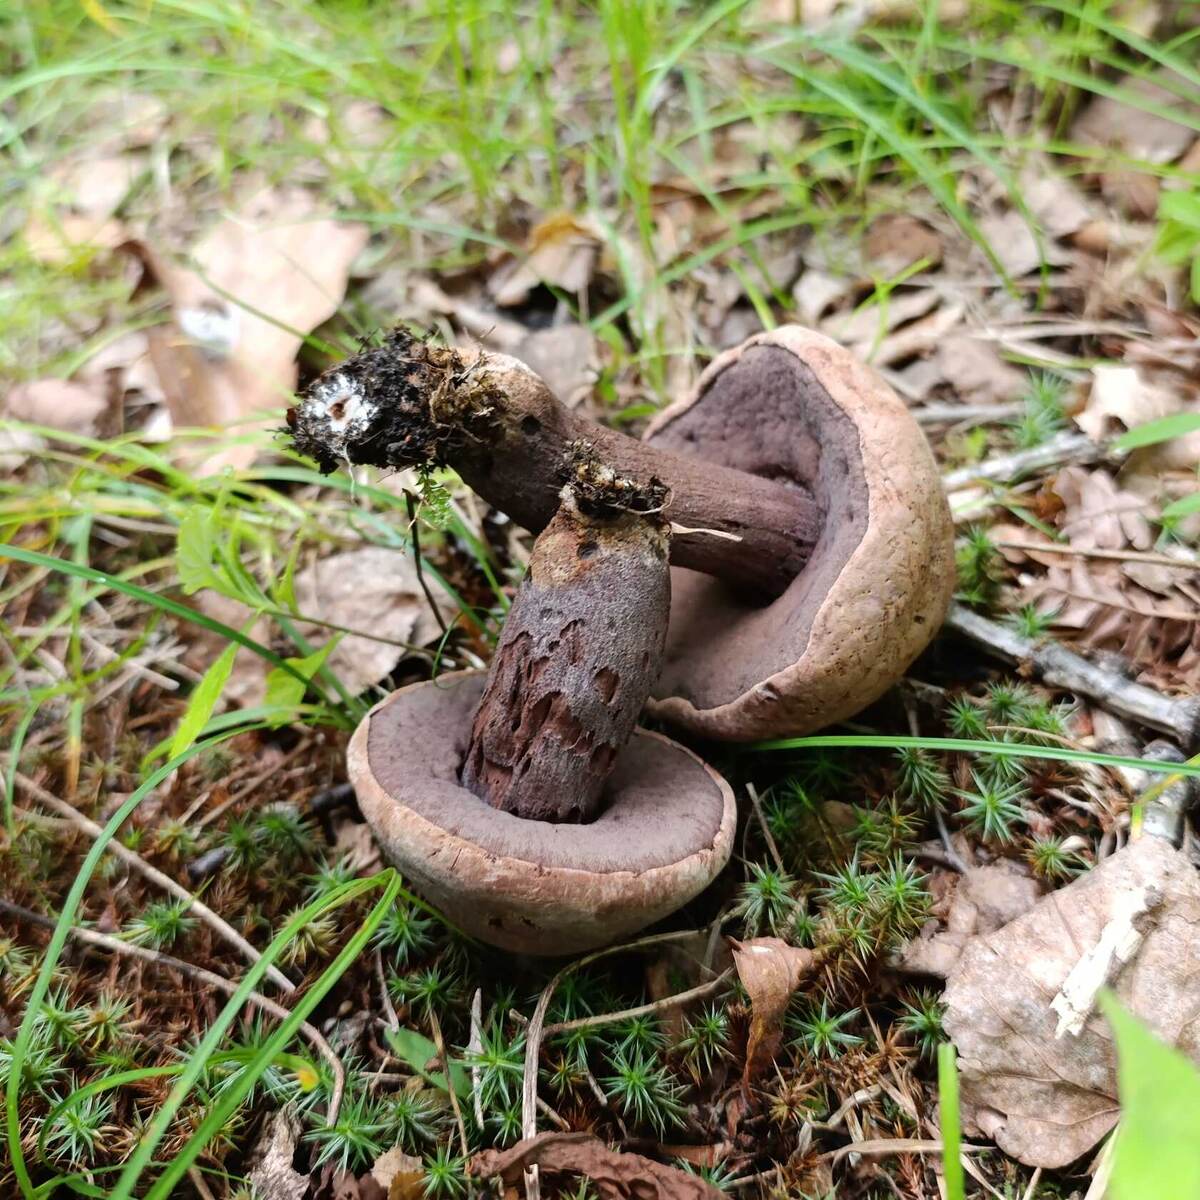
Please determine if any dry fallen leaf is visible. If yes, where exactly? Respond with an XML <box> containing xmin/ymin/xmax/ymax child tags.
<box><xmin>944</xmin><ymin>833</ymin><xmax>1200</xmax><ymax>1169</ymax></box>
<box><xmin>900</xmin><ymin>862</ymin><xmax>1042</xmax><ymax>980</ymax></box>
<box><xmin>908</xmin><ymin>333</ymin><xmax>1025</xmax><ymax>406</ymax></box>
<box><xmin>134</xmin><ymin>188</ymin><xmax>367</xmax><ymax>472</ymax></box>
<box><xmin>1072</xmin><ymin>72</ymin><xmax>1198</xmax><ymax>165</ymax></box>
<box><xmin>371</xmin><ymin>1146</ymin><xmax>424</xmax><ymax>1200</ymax></box>
<box><xmin>293</xmin><ymin>546</ymin><xmax>450</xmax><ymax>695</ymax></box>
<box><xmin>1022</xmin><ymin>466</ymin><xmax>1200</xmax><ymax>689</ymax></box>
<box><xmin>490</xmin><ymin>212</ymin><xmax>602</xmax><ymax>307</ymax></box>
<box><xmin>189</xmin><ymin>544</ymin><xmax>447</xmax><ymax>710</ymax></box>
<box><xmin>731</xmin><ymin>936</ymin><xmax>816</xmax><ymax>1085</ymax></box>
<box><xmin>49</xmin><ymin>151</ymin><xmax>146</xmax><ymax>220</ymax></box>
<box><xmin>246</xmin><ymin>1108</ymin><xmax>307</xmax><ymax>1200</ymax></box>
<box><xmin>513</xmin><ymin>324</ymin><xmax>598</xmax><ymax>408</ymax></box>
<box><xmin>863</xmin><ymin>214</ymin><xmax>943</xmax><ymax>276</ymax></box>
<box><xmin>24</xmin><ymin>212</ymin><xmax>128</xmax><ymax>265</ymax></box>
<box><xmin>470</xmin><ymin>1131</ymin><xmax>724</xmax><ymax>1200</ymax></box>
<box><xmin>977</xmin><ymin>210</ymin><xmax>1070</xmax><ymax>278</ymax></box>
<box><xmin>3</xmin><ymin>378</ymin><xmax>110</xmax><ymax>438</ymax></box>
<box><xmin>1075</xmin><ymin>364</ymin><xmax>1178</xmax><ymax>444</ymax></box>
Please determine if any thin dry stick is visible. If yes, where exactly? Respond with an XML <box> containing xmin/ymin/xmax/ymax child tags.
<box><xmin>914</xmin><ymin>401</ymin><xmax>1024</xmax><ymax>426</ymax></box>
<box><xmin>542</xmin><ymin>969</ymin><xmax>734</xmax><ymax>1039</ymax></box>
<box><xmin>941</xmin><ymin>430</ymin><xmax>1103</xmax><ymax>491</ymax></box>
<box><xmin>826</xmin><ymin>1136</ymin><xmax>986</xmax><ymax>1164</ymax></box>
<box><xmin>15</xmin><ymin>772</ymin><xmax>296</xmax><ymax>994</ymax></box>
<box><xmin>745</xmin><ymin>782</ymin><xmax>785</xmax><ymax>874</ymax></box>
<box><xmin>519</xmin><ymin>929</ymin><xmax>714</xmax><ymax>1200</ymax></box>
<box><xmin>430</xmin><ymin>1008</ymin><xmax>470</xmax><ymax>1159</ymax></box>
<box><xmin>0</xmin><ymin>898</ymin><xmax>344</xmax><ymax>1120</ymax></box>
<box><xmin>468</xmin><ymin>987</ymin><xmax>485</xmax><ymax>1128</ymax></box>
<box><xmin>995</xmin><ymin>539</ymin><xmax>1200</xmax><ymax>569</ymax></box>
<box><xmin>374</xmin><ymin>948</ymin><xmax>401</xmax><ymax>1033</ymax></box>
<box><xmin>1022</xmin><ymin>1167</ymin><xmax>1044</xmax><ymax>1200</ymax></box>
<box><xmin>945</xmin><ymin>603</ymin><xmax>1200</xmax><ymax>748</ymax></box>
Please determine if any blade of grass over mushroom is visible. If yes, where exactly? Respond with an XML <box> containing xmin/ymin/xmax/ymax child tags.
<box><xmin>4</xmin><ymin>725</ymin><xmax>272</xmax><ymax>1198</ymax></box>
<box><xmin>750</xmin><ymin>735</ymin><xmax>1200</xmax><ymax>781</ymax></box>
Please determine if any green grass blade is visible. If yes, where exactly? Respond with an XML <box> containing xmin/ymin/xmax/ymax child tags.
<box><xmin>136</xmin><ymin>874</ymin><xmax>406</xmax><ymax>1200</ymax></box>
<box><xmin>938</xmin><ymin>1042</ymin><xmax>965</xmax><ymax>1200</ymax></box>
<box><xmin>0</xmin><ymin>543</ymin><xmax>310</xmax><ymax>688</ymax></box>
<box><xmin>4</xmin><ymin>724</ymin><xmax>269</xmax><ymax>1198</ymax></box>
<box><xmin>750</xmin><ymin>733</ymin><xmax>1200</xmax><ymax>779</ymax></box>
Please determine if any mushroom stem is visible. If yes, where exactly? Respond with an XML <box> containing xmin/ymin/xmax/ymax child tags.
<box><xmin>461</xmin><ymin>466</ymin><xmax>671</xmax><ymax>824</ymax></box>
<box><xmin>287</xmin><ymin>331</ymin><xmax>820</xmax><ymax>599</ymax></box>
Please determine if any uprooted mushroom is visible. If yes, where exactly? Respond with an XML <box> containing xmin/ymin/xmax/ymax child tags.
<box><xmin>347</xmin><ymin>454</ymin><xmax>735</xmax><ymax>953</ymax></box>
<box><xmin>289</xmin><ymin>323</ymin><xmax>955</xmax><ymax>951</ymax></box>
<box><xmin>290</xmin><ymin>324</ymin><xmax>955</xmax><ymax>742</ymax></box>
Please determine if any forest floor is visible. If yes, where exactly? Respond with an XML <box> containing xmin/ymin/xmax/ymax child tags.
<box><xmin>2</xmin><ymin>2</ymin><xmax>1199</xmax><ymax>1198</ymax></box>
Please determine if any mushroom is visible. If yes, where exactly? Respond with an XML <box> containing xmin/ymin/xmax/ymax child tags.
<box><xmin>289</xmin><ymin>325</ymin><xmax>954</xmax><ymax>742</ymax></box>
<box><xmin>347</xmin><ymin>454</ymin><xmax>735</xmax><ymax>954</ymax></box>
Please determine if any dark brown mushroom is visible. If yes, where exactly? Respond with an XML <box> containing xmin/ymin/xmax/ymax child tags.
<box><xmin>347</xmin><ymin>463</ymin><xmax>735</xmax><ymax>953</ymax></box>
<box><xmin>288</xmin><ymin>324</ymin><xmax>954</xmax><ymax>743</ymax></box>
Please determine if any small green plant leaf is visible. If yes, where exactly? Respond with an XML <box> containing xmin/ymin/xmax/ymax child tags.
<box><xmin>264</xmin><ymin>638</ymin><xmax>338</xmax><ymax>715</ymax></box>
<box><xmin>169</xmin><ymin>642</ymin><xmax>237</xmax><ymax>759</ymax></box>
<box><xmin>384</xmin><ymin>1026</ymin><xmax>471</xmax><ymax>1101</ymax></box>
<box><xmin>175</xmin><ymin>508</ymin><xmax>222</xmax><ymax>595</ymax></box>
<box><xmin>1160</xmin><ymin>491</ymin><xmax>1200</xmax><ymax>521</ymax></box>
<box><xmin>1100</xmin><ymin>993</ymin><xmax>1200</xmax><ymax>1200</ymax></box>
<box><xmin>1112</xmin><ymin>412</ymin><xmax>1200</xmax><ymax>453</ymax></box>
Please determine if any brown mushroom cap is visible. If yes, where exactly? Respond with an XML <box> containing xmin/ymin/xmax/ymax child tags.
<box><xmin>643</xmin><ymin>325</ymin><xmax>954</xmax><ymax>741</ymax></box>
<box><xmin>349</xmin><ymin>671</ymin><xmax>736</xmax><ymax>955</ymax></box>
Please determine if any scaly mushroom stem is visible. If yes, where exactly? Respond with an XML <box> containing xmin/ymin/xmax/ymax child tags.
<box><xmin>461</xmin><ymin>466</ymin><xmax>671</xmax><ymax>823</ymax></box>
<box><xmin>287</xmin><ymin>330</ymin><xmax>820</xmax><ymax>599</ymax></box>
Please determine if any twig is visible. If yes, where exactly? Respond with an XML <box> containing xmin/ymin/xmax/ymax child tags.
<box><xmin>1021</xmin><ymin>1166</ymin><xmax>1043</xmax><ymax>1200</ymax></box>
<box><xmin>914</xmin><ymin>402</ymin><xmax>1024</xmax><ymax>426</ymax></box>
<box><xmin>430</xmin><ymin>1008</ymin><xmax>470</xmax><ymax>1159</ymax></box>
<box><xmin>536</xmin><ymin>1098</ymin><xmax>570</xmax><ymax>1131</ymax></box>
<box><xmin>0</xmin><ymin>898</ymin><xmax>344</xmax><ymax>1120</ymax></box>
<box><xmin>745</xmin><ymin>783</ymin><xmax>785</xmax><ymax>874</ymax></box>
<box><xmin>996</xmin><ymin>538</ymin><xmax>1200</xmax><ymax>569</ymax></box>
<box><xmin>542</xmin><ymin>969</ymin><xmax>734</xmax><ymax>1038</ymax></box>
<box><xmin>15</xmin><ymin>772</ymin><xmax>296</xmax><ymax>993</ymax></box>
<box><xmin>469</xmin><ymin>987</ymin><xmax>485</xmax><ymax>1128</ymax></box>
<box><xmin>405</xmin><ymin>489</ymin><xmax>449</xmax><ymax>639</ymax></box>
<box><xmin>519</xmin><ymin>928</ymin><xmax>712</xmax><ymax>1199</ymax></box>
<box><xmin>942</xmin><ymin>431</ymin><xmax>1103</xmax><ymax>491</ymax></box>
<box><xmin>187</xmin><ymin>1166</ymin><xmax>217</xmax><ymax>1200</ymax></box>
<box><xmin>825</xmin><ymin>1136</ymin><xmax>986</xmax><ymax>1164</ymax></box>
<box><xmin>944</xmin><ymin>603</ymin><xmax>1200</xmax><ymax>749</ymax></box>
<box><xmin>375</xmin><ymin>949</ymin><xmax>400</xmax><ymax>1032</ymax></box>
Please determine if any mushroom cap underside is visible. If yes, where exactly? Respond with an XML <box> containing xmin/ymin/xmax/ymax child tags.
<box><xmin>349</xmin><ymin>671</ymin><xmax>736</xmax><ymax>955</ymax></box>
<box><xmin>644</xmin><ymin>324</ymin><xmax>955</xmax><ymax>742</ymax></box>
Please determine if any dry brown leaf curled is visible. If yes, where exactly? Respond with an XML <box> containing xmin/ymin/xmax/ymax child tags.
<box><xmin>731</xmin><ymin>936</ymin><xmax>815</xmax><ymax>1085</ymax></box>
<box><xmin>470</xmin><ymin>1131</ymin><xmax>724</xmax><ymax>1200</ymax></box>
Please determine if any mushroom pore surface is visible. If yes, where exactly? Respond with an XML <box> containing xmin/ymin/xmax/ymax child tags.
<box><xmin>366</xmin><ymin>674</ymin><xmax>728</xmax><ymax>871</ymax></box>
<box><xmin>643</xmin><ymin>331</ymin><xmax>954</xmax><ymax>736</ymax></box>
